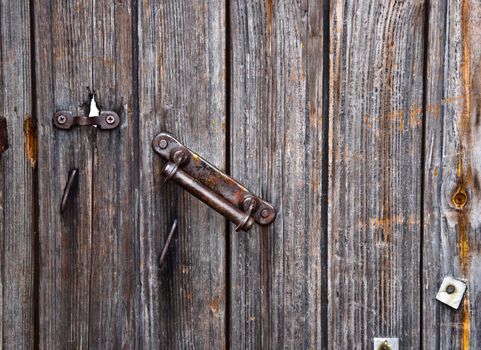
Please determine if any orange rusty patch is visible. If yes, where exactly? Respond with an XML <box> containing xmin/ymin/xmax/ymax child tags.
<box><xmin>209</xmin><ymin>298</ymin><xmax>220</xmax><ymax>313</ymax></box>
<box><xmin>458</xmin><ymin>211</ymin><xmax>470</xmax><ymax>277</ymax></box>
<box><xmin>453</xmin><ymin>158</ymin><xmax>472</xmax><ymax>278</ymax></box>
<box><xmin>23</xmin><ymin>116</ymin><xmax>37</xmax><ymax>169</ymax></box>
<box><xmin>266</xmin><ymin>0</ymin><xmax>272</xmax><ymax>27</ymax></box>
<box><xmin>462</xmin><ymin>297</ymin><xmax>471</xmax><ymax>350</ymax></box>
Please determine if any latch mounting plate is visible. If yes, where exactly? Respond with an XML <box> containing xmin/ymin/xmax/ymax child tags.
<box><xmin>53</xmin><ymin>110</ymin><xmax>120</xmax><ymax>130</ymax></box>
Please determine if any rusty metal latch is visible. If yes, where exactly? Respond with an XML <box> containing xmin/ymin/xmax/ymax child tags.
<box><xmin>152</xmin><ymin>132</ymin><xmax>276</xmax><ymax>231</ymax></box>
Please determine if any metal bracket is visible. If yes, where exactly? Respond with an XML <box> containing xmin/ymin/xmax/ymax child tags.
<box><xmin>152</xmin><ymin>132</ymin><xmax>276</xmax><ymax>231</ymax></box>
<box><xmin>436</xmin><ymin>276</ymin><xmax>467</xmax><ymax>309</ymax></box>
<box><xmin>53</xmin><ymin>110</ymin><xmax>120</xmax><ymax>130</ymax></box>
<box><xmin>374</xmin><ymin>338</ymin><xmax>399</xmax><ymax>350</ymax></box>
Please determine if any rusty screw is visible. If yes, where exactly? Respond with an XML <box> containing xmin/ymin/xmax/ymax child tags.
<box><xmin>57</xmin><ymin>114</ymin><xmax>66</xmax><ymax>124</ymax></box>
<box><xmin>158</xmin><ymin>138</ymin><xmax>168</xmax><ymax>149</ymax></box>
<box><xmin>261</xmin><ymin>209</ymin><xmax>270</xmax><ymax>218</ymax></box>
<box><xmin>446</xmin><ymin>284</ymin><xmax>456</xmax><ymax>294</ymax></box>
<box><xmin>105</xmin><ymin>114</ymin><xmax>116</xmax><ymax>124</ymax></box>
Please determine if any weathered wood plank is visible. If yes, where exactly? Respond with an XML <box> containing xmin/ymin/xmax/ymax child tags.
<box><xmin>423</xmin><ymin>0</ymin><xmax>481</xmax><ymax>348</ymax></box>
<box><xmin>0</xmin><ymin>0</ymin><xmax>34</xmax><ymax>348</ymax></box>
<box><xmin>230</xmin><ymin>1</ymin><xmax>326</xmax><ymax>348</ymax></box>
<box><xmin>328</xmin><ymin>0</ymin><xmax>425</xmax><ymax>348</ymax></box>
<box><xmin>138</xmin><ymin>1</ymin><xmax>227</xmax><ymax>348</ymax></box>
<box><xmin>88</xmin><ymin>1</ymin><xmax>136</xmax><ymax>348</ymax></box>
<box><xmin>35</xmin><ymin>1</ymin><xmax>95</xmax><ymax>348</ymax></box>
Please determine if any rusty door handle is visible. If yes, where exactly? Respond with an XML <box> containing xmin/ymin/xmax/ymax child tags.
<box><xmin>152</xmin><ymin>132</ymin><xmax>276</xmax><ymax>231</ymax></box>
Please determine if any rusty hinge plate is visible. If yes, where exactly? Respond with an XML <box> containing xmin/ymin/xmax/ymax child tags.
<box><xmin>152</xmin><ymin>132</ymin><xmax>276</xmax><ymax>231</ymax></box>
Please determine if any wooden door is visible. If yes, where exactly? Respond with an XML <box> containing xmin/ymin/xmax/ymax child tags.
<box><xmin>0</xmin><ymin>0</ymin><xmax>480</xmax><ymax>349</ymax></box>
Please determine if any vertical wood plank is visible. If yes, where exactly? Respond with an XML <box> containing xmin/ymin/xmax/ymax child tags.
<box><xmin>0</xmin><ymin>1</ymin><xmax>34</xmax><ymax>348</ymax></box>
<box><xmin>230</xmin><ymin>1</ymin><xmax>326</xmax><ymax>348</ymax></box>
<box><xmin>89</xmin><ymin>0</ymin><xmax>136</xmax><ymax>348</ymax></box>
<box><xmin>138</xmin><ymin>1</ymin><xmax>227</xmax><ymax>348</ymax></box>
<box><xmin>424</xmin><ymin>0</ymin><xmax>481</xmax><ymax>348</ymax></box>
<box><xmin>328</xmin><ymin>0</ymin><xmax>425</xmax><ymax>348</ymax></box>
<box><xmin>35</xmin><ymin>1</ymin><xmax>95</xmax><ymax>348</ymax></box>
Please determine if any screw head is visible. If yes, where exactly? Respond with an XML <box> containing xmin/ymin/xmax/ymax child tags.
<box><xmin>105</xmin><ymin>114</ymin><xmax>116</xmax><ymax>124</ymax></box>
<box><xmin>378</xmin><ymin>340</ymin><xmax>392</xmax><ymax>350</ymax></box>
<box><xmin>57</xmin><ymin>115</ymin><xmax>66</xmax><ymax>124</ymax></box>
<box><xmin>446</xmin><ymin>284</ymin><xmax>456</xmax><ymax>294</ymax></box>
<box><xmin>158</xmin><ymin>138</ymin><xmax>168</xmax><ymax>149</ymax></box>
<box><xmin>260</xmin><ymin>209</ymin><xmax>270</xmax><ymax>218</ymax></box>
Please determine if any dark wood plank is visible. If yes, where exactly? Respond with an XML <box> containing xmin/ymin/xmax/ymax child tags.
<box><xmin>35</xmin><ymin>1</ymin><xmax>95</xmax><ymax>348</ymax></box>
<box><xmin>423</xmin><ymin>0</ymin><xmax>481</xmax><ymax>348</ymax></box>
<box><xmin>138</xmin><ymin>1</ymin><xmax>227</xmax><ymax>348</ymax></box>
<box><xmin>88</xmin><ymin>1</ymin><xmax>136</xmax><ymax>348</ymax></box>
<box><xmin>328</xmin><ymin>0</ymin><xmax>425</xmax><ymax>348</ymax></box>
<box><xmin>0</xmin><ymin>0</ymin><xmax>35</xmax><ymax>348</ymax></box>
<box><xmin>230</xmin><ymin>1</ymin><xmax>326</xmax><ymax>348</ymax></box>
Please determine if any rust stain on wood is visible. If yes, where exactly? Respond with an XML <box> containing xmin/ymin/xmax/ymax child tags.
<box><xmin>457</xmin><ymin>0</ymin><xmax>476</xmax><ymax>346</ymax></box>
<box><xmin>462</xmin><ymin>298</ymin><xmax>471</xmax><ymax>350</ymax></box>
<box><xmin>363</xmin><ymin>94</ymin><xmax>464</xmax><ymax>132</ymax></box>
<box><xmin>209</xmin><ymin>298</ymin><xmax>220</xmax><ymax>313</ymax></box>
<box><xmin>23</xmin><ymin>116</ymin><xmax>37</xmax><ymax>169</ymax></box>
<box><xmin>266</xmin><ymin>0</ymin><xmax>273</xmax><ymax>33</ymax></box>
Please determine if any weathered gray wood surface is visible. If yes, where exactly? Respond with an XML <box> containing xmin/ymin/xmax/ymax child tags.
<box><xmin>423</xmin><ymin>0</ymin><xmax>481</xmax><ymax>349</ymax></box>
<box><xmin>138</xmin><ymin>0</ymin><xmax>227</xmax><ymax>348</ymax></box>
<box><xmin>230</xmin><ymin>0</ymin><xmax>326</xmax><ymax>348</ymax></box>
<box><xmin>89</xmin><ymin>1</ymin><xmax>136</xmax><ymax>348</ymax></box>
<box><xmin>328</xmin><ymin>0</ymin><xmax>425</xmax><ymax>348</ymax></box>
<box><xmin>3</xmin><ymin>0</ymin><xmax>481</xmax><ymax>348</ymax></box>
<box><xmin>34</xmin><ymin>0</ymin><xmax>138</xmax><ymax>347</ymax></box>
<box><xmin>0</xmin><ymin>0</ymin><xmax>34</xmax><ymax>349</ymax></box>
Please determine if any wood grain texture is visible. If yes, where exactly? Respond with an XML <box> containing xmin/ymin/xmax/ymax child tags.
<box><xmin>328</xmin><ymin>0</ymin><xmax>425</xmax><ymax>348</ymax></box>
<box><xmin>229</xmin><ymin>0</ymin><xmax>326</xmax><ymax>348</ymax></box>
<box><xmin>35</xmin><ymin>1</ymin><xmax>96</xmax><ymax>348</ymax></box>
<box><xmin>423</xmin><ymin>0</ymin><xmax>481</xmax><ymax>348</ymax></box>
<box><xmin>138</xmin><ymin>1</ymin><xmax>227</xmax><ymax>348</ymax></box>
<box><xmin>0</xmin><ymin>0</ymin><xmax>34</xmax><ymax>348</ymax></box>
<box><xmin>89</xmin><ymin>0</ymin><xmax>136</xmax><ymax>348</ymax></box>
